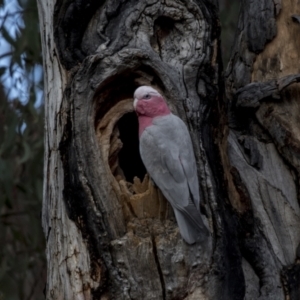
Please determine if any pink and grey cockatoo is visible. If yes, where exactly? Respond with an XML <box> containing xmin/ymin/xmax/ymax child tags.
<box><xmin>133</xmin><ymin>86</ymin><xmax>210</xmax><ymax>244</ymax></box>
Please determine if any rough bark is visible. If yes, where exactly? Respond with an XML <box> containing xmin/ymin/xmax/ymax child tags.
<box><xmin>225</xmin><ymin>0</ymin><xmax>300</xmax><ymax>299</ymax></box>
<box><xmin>38</xmin><ymin>0</ymin><xmax>300</xmax><ymax>299</ymax></box>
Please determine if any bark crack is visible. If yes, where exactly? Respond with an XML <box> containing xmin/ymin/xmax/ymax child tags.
<box><xmin>151</xmin><ymin>235</ymin><xmax>166</xmax><ymax>300</ymax></box>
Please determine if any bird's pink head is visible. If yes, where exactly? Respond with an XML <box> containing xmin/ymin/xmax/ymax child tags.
<box><xmin>133</xmin><ymin>86</ymin><xmax>171</xmax><ymax>136</ymax></box>
<box><xmin>133</xmin><ymin>86</ymin><xmax>171</xmax><ymax>118</ymax></box>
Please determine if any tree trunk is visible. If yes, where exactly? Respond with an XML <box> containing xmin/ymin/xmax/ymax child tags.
<box><xmin>38</xmin><ymin>0</ymin><xmax>300</xmax><ymax>299</ymax></box>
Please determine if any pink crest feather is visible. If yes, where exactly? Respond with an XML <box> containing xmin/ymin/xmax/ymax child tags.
<box><xmin>133</xmin><ymin>86</ymin><xmax>170</xmax><ymax>136</ymax></box>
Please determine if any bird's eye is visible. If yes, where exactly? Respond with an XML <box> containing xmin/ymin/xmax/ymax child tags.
<box><xmin>144</xmin><ymin>94</ymin><xmax>151</xmax><ymax>100</ymax></box>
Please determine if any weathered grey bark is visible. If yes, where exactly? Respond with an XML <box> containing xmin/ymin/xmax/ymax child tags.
<box><xmin>38</xmin><ymin>0</ymin><xmax>300</xmax><ymax>299</ymax></box>
<box><xmin>225</xmin><ymin>0</ymin><xmax>300</xmax><ymax>299</ymax></box>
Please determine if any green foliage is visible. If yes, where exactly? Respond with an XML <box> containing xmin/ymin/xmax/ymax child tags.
<box><xmin>0</xmin><ymin>0</ymin><xmax>45</xmax><ymax>299</ymax></box>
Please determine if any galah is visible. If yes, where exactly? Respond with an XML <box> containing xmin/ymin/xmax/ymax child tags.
<box><xmin>133</xmin><ymin>86</ymin><xmax>209</xmax><ymax>244</ymax></box>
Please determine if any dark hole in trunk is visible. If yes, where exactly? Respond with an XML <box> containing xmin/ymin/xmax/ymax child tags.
<box><xmin>154</xmin><ymin>16</ymin><xmax>175</xmax><ymax>35</ymax></box>
<box><xmin>117</xmin><ymin>112</ymin><xmax>147</xmax><ymax>183</ymax></box>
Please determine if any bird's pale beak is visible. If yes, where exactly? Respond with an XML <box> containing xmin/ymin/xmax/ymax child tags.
<box><xmin>133</xmin><ymin>98</ymin><xmax>138</xmax><ymax>109</ymax></box>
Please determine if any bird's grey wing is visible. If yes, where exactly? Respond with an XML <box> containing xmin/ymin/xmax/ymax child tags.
<box><xmin>140</xmin><ymin>129</ymin><xmax>189</xmax><ymax>208</ymax></box>
<box><xmin>161</xmin><ymin>150</ymin><xmax>209</xmax><ymax>242</ymax></box>
<box><xmin>164</xmin><ymin>115</ymin><xmax>201</xmax><ymax>209</ymax></box>
<box><xmin>173</xmin><ymin>206</ymin><xmax>209</xmax><ymax>244</ymax></box>
<box><xmin>140</xmin><ymin>124</ymin><xmax>209</xmax><ymax>244</ymax></box>
<box><xmin>177</xmin><ymin>135</ymin><xmax>200</xmax><ymax>210</ymax></box>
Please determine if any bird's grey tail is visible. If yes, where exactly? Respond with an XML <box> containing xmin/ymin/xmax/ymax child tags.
<box><xmin>174</xmin><ymin>206</ymin><xmax>210</xmax><ymax>244</ymax></box>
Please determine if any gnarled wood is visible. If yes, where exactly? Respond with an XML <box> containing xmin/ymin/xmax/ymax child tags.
<box><xmin>225</xmin><ymin>0</ymin><xmax>300</xmax><ymax>299</ymax></box>
<box><xmin>38</xmin><ymin>0</ymin><xmax>300</xmax><ymax>299</ymax></box>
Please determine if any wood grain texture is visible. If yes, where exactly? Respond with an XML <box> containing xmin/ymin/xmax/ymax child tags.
<box><xmin>37</xmin><ymin>1</ymin><xmax>102</xmax><ymax>299</ymax></box>
<box><xmin>39</xmin><ymin>0</ymin><xmax>300</xmax><ymax>299</ymax></box>
<box><xmin>40</xmin><ymin>0</ymin><xmax>227</xmax><ymax>299</ymax></box>
<box><xmin>225</xmin><ymin>0</ymin><xmax>300</xmax><ymax>299</ymax></box>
